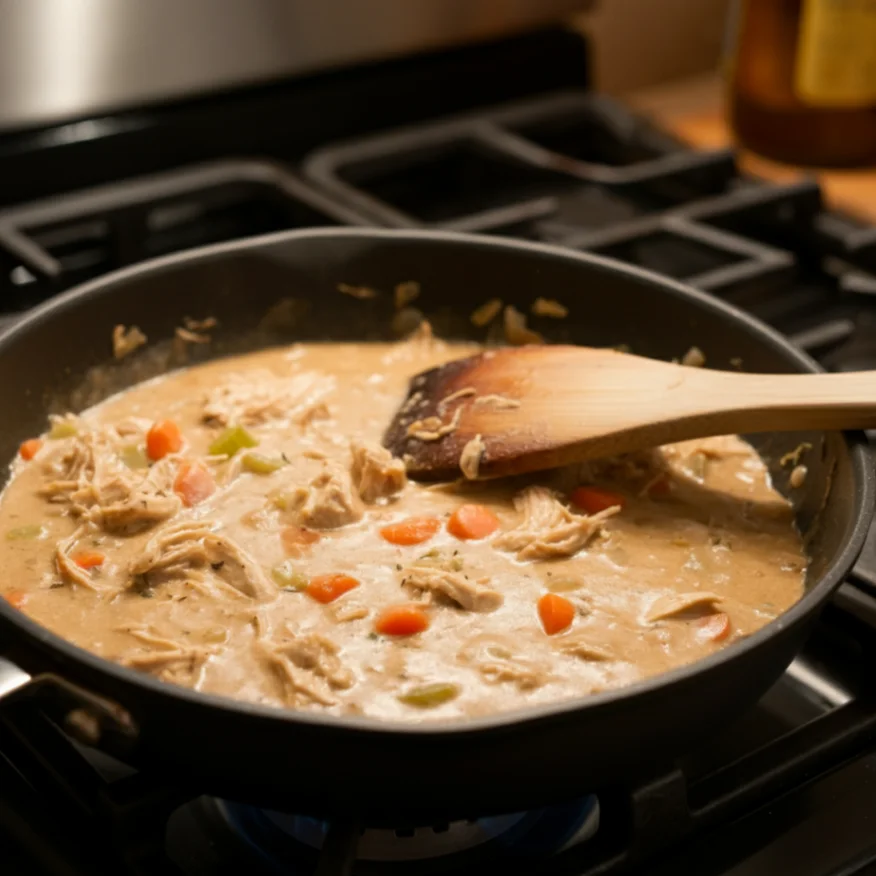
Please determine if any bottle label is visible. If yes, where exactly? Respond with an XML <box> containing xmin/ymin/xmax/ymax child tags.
<box><xmin>795</xmin><ymin>0</ymin><xmax>876</xmax><ymax>106</ymax></box>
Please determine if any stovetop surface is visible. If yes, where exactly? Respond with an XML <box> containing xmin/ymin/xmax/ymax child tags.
<box><xmin>3</xmin><ymin>26</ymin><xmax>876</xmax><ymax>876</ymax></box>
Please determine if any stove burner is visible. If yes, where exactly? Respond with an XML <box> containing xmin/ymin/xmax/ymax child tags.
<box><xmin>212</xmin><ymin>796</ymin><xmax>599</xmax><ymax>870</ymax></box>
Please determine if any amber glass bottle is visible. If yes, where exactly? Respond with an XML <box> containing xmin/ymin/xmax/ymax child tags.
<box><xmin>727</xmin><ymin>0</ymin><xmax>876</xmax><ymax>167</ymax></box>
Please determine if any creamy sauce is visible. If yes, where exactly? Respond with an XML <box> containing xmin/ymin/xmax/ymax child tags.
<box><xmin>0</xmin><ymin>332</ymin><xmax>807</xmax><ymax>722</ymax></box>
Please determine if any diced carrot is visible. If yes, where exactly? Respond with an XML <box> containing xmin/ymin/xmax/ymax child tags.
<box><xmin>538</xmin><ymin>593</ymin><xmax>575</xmax><ymax>636</ymax></box>
<box><xmin>647</xmin><ymin>476</ymin><xmax>672</xmax><ymax>498</ymax></box>
<box><xmin>570</xmin><ymin>486</ymin><xmax>626</xmax><ymax>514</ymax></box>
<box><xmin>71</xmin><ymin>550</ymin><xmax>105</xmax><ymax>570</ymax></box>
<box><xmin>380</xmin><ymin>516</ymin><xmax>441</xmax><ymax>546</ymax></box>
<box><xmin>19</xmin><ymin>439</ymin><xmax>43</xmax><ymax>461</ymax></box>
<box><xmin>447</xmin><ymin>504</ymin><xmax>500</xmax><ymax>540</ymax></box>
<box><xmin>173</xmin><ymin>460</ymin><xmax>215</xmax><ymax>506</ymax></box>
<box><xmin>281</xmin><ymin>525</ymin><xmax>321</xmax><ymax>557</ymax></box>
<box><xmin>306</xmin><ymin>573</ymin><xmax>359</xmax><ymax>604</ymax></box>
<box><xmin>696</xmin><ymin>612</ymin><xmax>731</xmax><ymax>642</ymax></box>
<box><xmin>146</xmin><ymin>420</ymin><xmax>183</xmax><ymax>461</ymax></box>
<box><xmin>375</xmin><ymin>604</ymin><xmax>430</xmax><ymax>636</ymax></box>
<box><xmin>4</xmin><ymin>589</ymin><xmax>27</xmax><ymax>609</ymax></box>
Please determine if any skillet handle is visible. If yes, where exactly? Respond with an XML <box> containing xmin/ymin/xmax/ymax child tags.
<box><xmin>0</xmin><ymin>655</ymin><xmax>138</xmax><ymax>751</ymax></box>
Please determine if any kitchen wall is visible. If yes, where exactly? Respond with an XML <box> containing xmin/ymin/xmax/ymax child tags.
<box><xmin>575</xmin><ymin>0</ymin><xmax>732</xmax><ymax>93</ymax></box>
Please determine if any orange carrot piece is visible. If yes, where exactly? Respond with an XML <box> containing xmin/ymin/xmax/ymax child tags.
<box><xmin>570</xmin><ymin>486</ymin><xmax>626</xmax><ymax>514</ymax></box>
<box><xmin>375</xmin><ymin>604</ymin><xmax>430</xmax><ymax>636</ymax></box>
<box><xmin>281</xmin><ymin>525</ymin><xmax>321</xmax><ymax>557</ymax></box>
<box><xmin>538</xmin><ymin>593</ymin><xmax>575</xmax><ymax>636</ymax></box>
<box><xmin>697</xmin><ymin>612</ymin><xmax>732</xmax><ymax>642</ymax></box>
<box><xmin>4</xmin><ymin>589</ymin><xmax>27</xmax><ymax>609</ymax></box>
<box><xmin>447</xmin><ymin>504</ymin><xmax>500</xmax><ymax>540</ymax></box>
<box><xmin>380</xmin><ymin>516</ymin><xmax>441</xmax><ymax>546</ymax></box>
<box><xmin>146</xmin><ymin>420</ymin><xmax>183</xmax><ymax>461</ymax></box>
<box><xmin>19</xmin><ymin>439</ymin><xmax>43</xmax><ymax>461</ymax></box>
<box><xmin>173</xmin><ymin>460</ymin><xmax>215</xmax><ymax>507</ymax></box>
<box><xmin>71</xmin><ymin>550</ymin><xmax>105</xmax><ymax>570</ymax></box>
<box><xmin>306</xmin><ymin>573</ymin><xmax>359</xmax><ymax>604</ymax></box>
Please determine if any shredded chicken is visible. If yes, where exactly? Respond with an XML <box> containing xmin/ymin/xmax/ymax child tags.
<box><xmin>350</xmin><ymin>440</ymin><xmax>407</xmax><ymax>503</ymax></box>
<box><xmin>645</xmin><ymin>592</ymin><xmax>722</xmax><ymax>623</ymax></box>
<box><xmin>277</xmin><ymin>632</ymin><xmax>353</xmax><ymax>689</ymax></box>
<box><xmin>470</xmin><ymin>298</ymin><xmax>503</xmax><ymax>327</ymax></box>
<box><xmin>459</xmin><ymin>434</ymin><xmax>485</xmax><ymax>480</ymax></box>
<box><xmin>285</xmin><ymin>464</ymin><xmax>364</xmax><ymax>529</ymax></box>
<box><xmin>337</xmin><ymin>282</ymin><xmax>378</xmax><ymax>300</ymax></box>
<box><xmin>202</xmin><ymin>370</ymin><xmax>334</xmax><ymax>428</ymax></box>
<box><xmin>556</xmin><ymin>635</ymin><xmax>613</xmax><ymax>662</ymax></box>
<box><xmin>458</xmin><ymin>635</ymin><xmax>546</xmax><ymax>690</ymax></box>
<box><xmin>503</xmin><ymin>305</ymin><xmax>544</xmax><ymax>345</ymax></box>
<box><xmin>175</xmin><ymin>327</ymin><xmax>211</xmax><ymax>344</ymax></box>
<box><xmin>681</xmin><ymin>346</ymin><xmax>706</xmax><ymax>367</ymax></box>
<box><xmin>128</xmin><ymin>521</ymin><xmax>276</xmax><ymax>601</ymax></box>
<box><xmin>256</xmin><ymin>632</ymin><xmax>352</xmax><ymax>707</ymax></box>
<box><xmin>54</xmin><ymin>527</ymin><xmax>100</xmax><ymax>590</ymax></box>
<box><xmin>437</xmin><ymin>387</ymin><xmax>476</xmax><ymax>415</ymax></box>
<box><xmin>39</xmin><ymin>424</ymin><xmax>181</xmax><ymax>534</ymax></box>
<box><xmin>401</xmin><ymin>564</ymin><xmax>503</xmax><ymax>612</ymax></box>
<box><xmin>112</xmin><ymin>325</ymin><xmax>147</xmax><ymax>359</ymax></box>
<box><xmin>790</xmin><ymin>465</ymin><xmax>808</xmax><ymax>488</ymax></box>
<box><xmin>781</xmin><ymin>442</ymin><xmax>813</xmax><ymax>468</ymax></box>
<box><xmin>472</xmin><ymin>394</ymin><xmax>520</xmax><ymax>411</ymax></box>
<box><xmin>394</xmin><ymin>281</ymin><xmax>420</xmax><ymax>309</ymax></box>
<box><xmin>494</xmin><ymin>486</ymin><xmax>619</xmax><ymax>561</ymax></box>
<box><xmin>120</xmin><ymin>647</ymin><xmax>214</xmax><ymax>675</ymax></box>
<box><xmin>406</xmin><ymin>406</ymin><xmax>463</xmax><ymax>442</ymax></box>
<box><xmin>531</xmin><ymin>297</ymin><xmax>568</xmax><ymax>319</ymax></box>
<box><xmin>184</xmin><ymin>316</ymin><xmax>217</xmax><ymax>332</ymax></box>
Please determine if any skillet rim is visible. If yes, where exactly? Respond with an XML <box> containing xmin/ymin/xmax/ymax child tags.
<box><xmin>0</xmin><ymin>226</ymin><xmax>871</xmax><ymax>737</ymax></box>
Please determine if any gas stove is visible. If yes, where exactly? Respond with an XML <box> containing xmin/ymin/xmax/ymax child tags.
<box><xmin>3</xmin><ymin>26</ymin><xmax>876</xmax><ymax>876</ymax></box>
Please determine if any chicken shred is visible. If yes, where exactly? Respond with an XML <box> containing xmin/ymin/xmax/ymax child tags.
<box><xmin>459</xmin><ymin>434</ymin><xmax>486</xmax><ymax>480</ymax></box>
<box><xmin>256</xmin><ymin>632</ymin><xmax>352</xmax><ymax>707</ymax></box>
<box><xmin>38</xmin><ymin>422</ymin><xmax>181</xmax><ymax>534</ymax></box>
<box><xmin>401</xmin><ymin>564</ymin><xmax>503</xmax><ymax>612</ymax></box>
<box><xmin>112</xmin><ymin>325</ymin><xmax>147</xmax><ymax>359</ymax></box>
<box><xmin>202</xmin><ymin>370</ymin><xmax>334</xmax><ymax>428</ymax></box>
<box><xmin>645</xmin><ymin>592</ymin><xmax>723</xmax><ymax>623</ymax></box>
<box><xmin>406</xmin><ymin>405</ymin><xmax>463</xmax><ymax>442</ymax></box>
<box><xmin>458</xmin><ymin>635</ymin><xmax>546</xmax><ymax>690</ymax></box>
<box><xmin>350</xmin><ymin>440</ymin><xmax>407</xmax><ymax>503</ymax></box>
<box><xmin>128</xmin><ymin>520</ymin><xmax>276</xmax><ymax>601</ymax></box>
<box><xmin>285</xmin><ymin>464</ymin><xmax>364</xmax><ymax>529</ymax></box>
<box><xmin>494</xmin><ymin>486</ymin><xmax>619</xmax><ymax>561</ymax></box>
<box><xmin>54</xmin><ymin>527</ymin><xmax>100</xmax><ymax>591</ymax></box>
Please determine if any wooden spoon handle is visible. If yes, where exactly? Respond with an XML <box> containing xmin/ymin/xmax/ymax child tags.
<box><xmin>685</xmin><ymin>369</ymin><xmax>876</xmax><ymax>433</ymax></box>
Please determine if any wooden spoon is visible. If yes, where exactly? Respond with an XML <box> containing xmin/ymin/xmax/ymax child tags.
<box><xmin>383</xmin><ymin>344</ymin><xmax>876</xmax><ymax>481</ymax></box>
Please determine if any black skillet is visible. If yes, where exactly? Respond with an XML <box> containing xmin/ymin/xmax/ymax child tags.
<box><xmin>0</xmin><ymin>229</ymin><xmax>871</xmax><ymax>824</ymax></box>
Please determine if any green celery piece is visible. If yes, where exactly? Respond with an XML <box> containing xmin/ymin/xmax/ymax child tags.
<box><xmin>397</xmin><ymin>682</ymin><xmax>460</xmax><ymax>709</ymax></box>
<box><xmin>209</xmin><ymin>425</ymin><xmax>258</xmax><ymax>457</ymax></box>
<box><xmin>241</xmin><ymin>452</ymin><xmax>284</xmax><ymax>475</ymax></box>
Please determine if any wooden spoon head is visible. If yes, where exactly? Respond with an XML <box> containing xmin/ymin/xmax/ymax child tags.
<box><xmin>384</xmin><ymin>344</ymin><xmax>645</xmax><ymax>481</ymax></box>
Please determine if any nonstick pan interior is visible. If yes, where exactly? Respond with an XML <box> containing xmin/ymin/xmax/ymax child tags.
<box><xmin>0</xmin><ymin>229</ymin><xmax>870</xmax><ymax>821</ymax></box>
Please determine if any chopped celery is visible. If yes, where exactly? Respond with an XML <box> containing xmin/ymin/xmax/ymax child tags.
<box><xmin>209</xmin><ymin>425</ymin><xmax>258</xmax><ymax>457</ymax></box>
<box><xmin>272</xmin><ymin>561</ymin><xmax>308</xmax><ymax>591</ymax></box>
<box><xmin>49</xmin><ymin>420</ymin><xmax>78</xmax><ymax>439</ymax></box>
<box><xmin>241</xmin><ymin>452</ymin><xmax>284</xmax><ymax>475</ymax></box>
<box><xmin>120</xmin><ymin>444</ymin><xmax>150</xmax><ymax>469</ymax></box>
<box><xmin>6</xmin><ymin>524</ymin><xmax>44</xmax><ymax>540</ymax></box>
<box><xmin>397</xmin><ymin>682</ymin><xmax>460</xmax><ymax>709</ymax></box>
